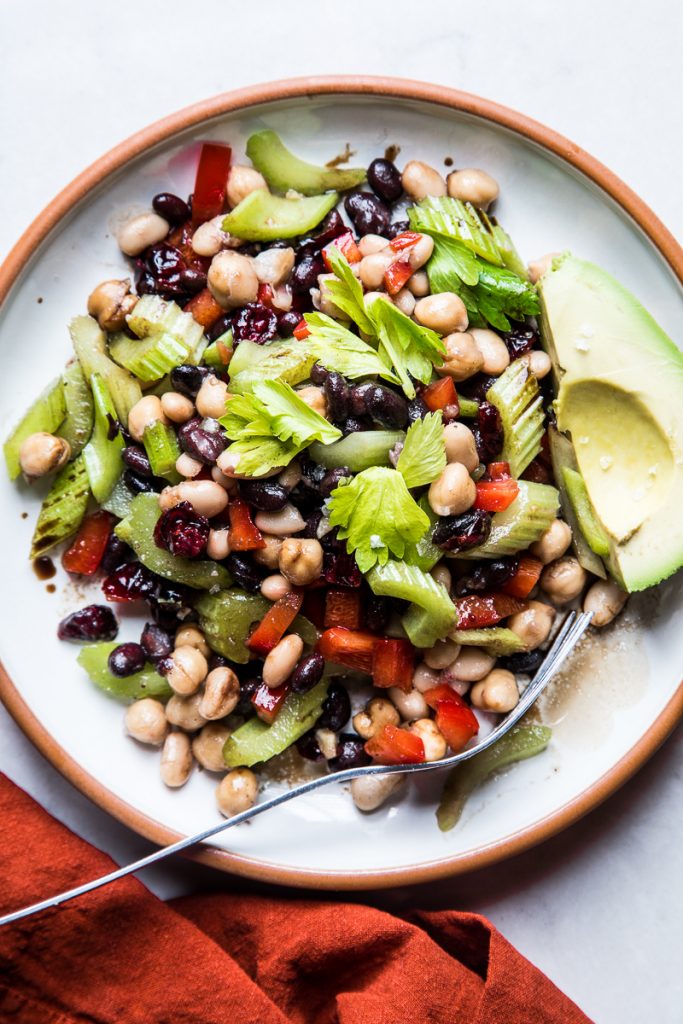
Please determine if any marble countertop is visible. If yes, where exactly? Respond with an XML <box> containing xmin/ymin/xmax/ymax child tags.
<box><xmin>1</xmin><ymin>1</ymin><xmax>681</xmax><ymax>1020</ymax></box>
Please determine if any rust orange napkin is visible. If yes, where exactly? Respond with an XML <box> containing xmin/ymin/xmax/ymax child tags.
<box><xmin>0</xmin><ymin>774</ymin><xmax>591</xmax><ymax>1023</ymax></box>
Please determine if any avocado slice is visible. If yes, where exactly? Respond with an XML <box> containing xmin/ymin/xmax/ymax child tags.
<box><xmin>246</xmin><ymin>130</ymin><xmax>366</xmax><ymax>196</ymax></box>
<box><xmin>222</xmin><ymin>190</ymin><xmax>339</xmax><ymax>241</ymax></box>
<box><xmin>539</xmin><ymin>254</ymin><xmax>683</xmax><ymax>592</ymax></box>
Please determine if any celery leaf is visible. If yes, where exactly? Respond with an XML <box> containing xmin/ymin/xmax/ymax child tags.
<box><xmin>396</xmin><ymin>411</ymin><xmax>447</xmax><ymax>488</ymax></box>
<box><xmin>304</xmin><ymin>313</ymin><xmax>398</xmax><ymax>382</ymax></box>
<box><xmin>366</xmin><ymin>295</ymin><xmax>445</xmax><ymax>399</ymax></box>
<box><xmin>324</xmin><ymin>247</ymin><xmax>376</xmax><ymax>335</ymax></box>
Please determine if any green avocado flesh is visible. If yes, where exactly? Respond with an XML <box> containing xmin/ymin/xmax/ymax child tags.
<box><xmin>223</xmin><ymin>190</ymin><xmax>339</xmax><ymax>241</ymax></box>
<box><xmin>539</xmin><ymin>254</ymin><xmax>683</xmax><ymax>591</ymax></box>
<box><xmin>246</xmin><ymin>130</ymin><xmax>366</xmax><ymax>196</ymax></box>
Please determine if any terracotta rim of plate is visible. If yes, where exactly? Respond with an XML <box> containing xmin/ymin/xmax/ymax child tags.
<box><xmin>0</xmin><ymin>76</ymin><xmax>682</xmax><ymax>890</ymax></box>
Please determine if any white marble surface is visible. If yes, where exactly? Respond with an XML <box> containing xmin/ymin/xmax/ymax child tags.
<box><xmin>1</xmin><ymin>1</ymin><xmax>681</xmax><ymax>1021</ymax></box>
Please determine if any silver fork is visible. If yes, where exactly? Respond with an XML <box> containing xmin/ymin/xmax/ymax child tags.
<box><xmin>0</xmin><ymin>611</ymin><xmax>591</xmax><ymax>927</ymax></box>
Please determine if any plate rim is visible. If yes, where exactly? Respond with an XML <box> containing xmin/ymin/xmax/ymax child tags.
<box><xmin>1</xmin><ymin>75</ymin><xmax>682</xmax><ymax>890</ymax></box>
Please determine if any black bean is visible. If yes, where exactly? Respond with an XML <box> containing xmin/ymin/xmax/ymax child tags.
<box><xmin>342</xmin><ymin>416</ymin><xmax>371</xmax><ymax>435</ymax></box>
<box><xmin>239</xmin><ymin>479</ymin><xmax>289</xmax><ymax>511</ymax></box>
<box><xmin>178</xmin><ymin>267</ymin><xmax>207</xmax><ymax>293</ymax></box>
<box><xmin>473</xmin><ymin>401</ymin><xmax>504</xmax><ymax>462</ymax></box>
<box><xmin>319</xmin><ymin>467</ymin><xmax>352</xmax><ymax>498</ymax></box>
<box><xmin>504</xmin><ymin>325</ymin><xmax>538</xmax><ymax>359</ymax></box>
<box><xmin>170</xmin><ymin>364</ymin><xmax>212</xmax><ymax>398</ymax></box>
<box><xmin>454</xmin><ymin>557</ymin><xmax>519</xmax><ymax>595</ymax></box>
<box><xmin>344</xmin><ymin>191</ymin><xmax>391</xmax><ymax>236</ymax></box>
<box><xmin>367</xmin><ymin>158</ymin><xmax>403</xmax><ymax>202</ymax></box>
<box><xmin>329</xmin><ymin>734</ymin><xmax>372</xmax><ymax>770</ymax></box>
<box><xmin>206</xmin><ymin>312</ymin><xmax>234</xmax><ymax>342</ymax></box>
<box><xmin>209</xmin><ymin>653</ymin><xmax>230</xmax><ymax>671</ymax></box>
<box><xmin>323</xmin><ymin>371</ymin><xmax>349</xmax><ymax>422</ymax></box>
<box><xmin>100</xmin><ymin>534</ymin><xmax>134</xmax><ymax>574</ymax></box>
<box><xmin>296</xmin><ymin>729</ymin><xmax>325</xmax><ymax>762</ymax></box>
<box><xmin>348</xmin><ymin>382</ymin><xmax>375</xmax><ymax>417</ymax></box>
<box><xmin>309</xmin><ymin>362</ymin><xmax>329</xmax><ymax>386</ymax></box>
<box><xmin>292</xmin><ymin>247</ymin><xmax>325</xmax><ymax>294</ymax></box>
<box><xmin>364</xmin><ymin>385</ymin><xmax>409</xmax><ymax>428</ymax></box>
<box><xmin>108</xmin><ymin>642</ymin><xmax>146</xmax><ymax>677</ymax></box>
<box><xmin>317</xmin><ymin>682</ymin><xmax>351</xmax><ymax>731</ymax></box>
<box><xmin>277</xmin><ymin>310</ymin><xmax>302</xmax><ymax>337</ymax></box>
<box><xmin>385</xmin><ymin>219</ymin><xmax>410</xmax><ymax>239</ymax></box>
<box><xmin>500</xmin><ymin>649</ymin><xmax>545</xmax><ymax>675</ymax></box>
<box><xmin>123</xmin><ymin>469</ymin><xmax>164</xmax><ymax>494</ymax></box>
<box><xmin>236</xmin><ymin>675</ymin><xmax>262</xmax><ymax>715</ymax></box>
<box><xmin>365</xmin><ymin>594</ymin><xmax>390</xmax><ymax>633</ymax></box>
<box><xmin>177</xmin><ymin>417</ymin><xmax>227</xmax><ymax>464</ymax></box>
<box><xmin>122</xmin><ymin>445</ymin><xmax>153</xmax><ymax>478</ymax></box>
<box><xmin>290</xmin><ymin>652</ymin><xmax>325</xmax><ymax>694</ymax></box>
<box><xmin>152</xmin><ymin>192</ymin><xmax>191</xmax><ymax>225</ymax></box>
<box><xmin>140</xmin><ymin>622</ymin><xmax>173</xmax><ymax>662</ymax></box>
<box><xmin>225</xmin><ymin>553</ymin><xmax>264</xmax><ymax>592</ymax></box>
<box><xmin>407</xmin><ymin>396</ymin><xmax>429</xmax><ymax>423</ymax></box>
<box><xmin>433</xmin><ymin>509</ymin><xmax>492</xmax><ymax>552</ymax></box>
<box><xmin>57</xmin><ymin>604</ymin><xmax>119</xmax><ymax>643</ymax></box>
<box><xmin>312</xmin><ymin>209</ymin><xmax>347</xmax><ymax>247</ymax></box>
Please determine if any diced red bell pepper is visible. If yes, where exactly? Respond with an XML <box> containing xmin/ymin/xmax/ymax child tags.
<box><xmin>372</xmin><ymin>637</ymin><xmax>415</xmax><ymax>692</ymax></box>
<box><xmin>323</xmin><ymin>231</ymin><xmax>361</xmax><ymax>270</ymax></box>
<box><xmin>389</xmin><ymin>230</ymin><xmax>422</xmax><ymax>252</ymax></box>
<box><xmin>324</xmin><ymin>589</ymin><xmax>362</xmax><ymax>630</ymax></box>
<box><xmin>247</xmin><ymin>590</ymin><xmax>304</xmax><ymax>656</ymax></box>
<box><xmin>317</xmin><ymin>627</ymin><xmax>377</xmax><ymax>674</ymax></box>
<box><xmin>293</xmin><ymin>318</ymin><xmax>310</xmax><ymax>340</ymax></box>
<box><xmin>502</xmin><ymin>555</ymin><xmax>543</xmax><ymax>599</ymax></box>
<box><xmin>454</xmin><ymin>592</ymin><xmax>526</xmax><ymax>630</ymax></box>
<box><xmin>62</xmin><ymin>510</ymin><xmax>115</xmax><ymax>575</ymax></box>
<box><xmin>423</xmin><ymin>683</ymin><xmax>468</xmax><ymax>711</ymax></box>
<box><xmin>383</xmin><ymin>259</ymin><xmax>413</xmax><ymax>296</ymax></box>
<box><xmin>251</xmin><ymin>680</ymin><xmax>291</xmax><ymax>725</ymax></box>
<box><xmin>215</xmin><ymin>340</ymin><xmax>232</xmax><ymax>366</ymax></box>
<box><xmin>435</xmin><ymin>701</ymin><xmax>479</xmax><ymax>753</ymax></box>
<box><xmin>191</xmin><ymin>142</ymin><xmax>232</xmax><ymax>224</ymax></box>
<box><xmin>487</xmin><ymin>461</ymin><xmax>511</xmax><ymax>480</ymax></box>
<box><xmin>184</xmin><ymin>288</ymin><xmax>225</xmax><ymax>328</ymax></box>
<box><xmin>423</xmin><ymin>377</ymin><xmax>458</xmax><ymax>413</ymax></box>
<box><xmin>365</xmin><ymin>724</ymin><xmax>425</xmax><ymax>765</ymax></box>
<box><xmin>228</xmin><ymin>499</ymin><xmax>266</xmax><ymax>551</ymax></box>
<box><xmin>474</xmin><ymin>479</ymin><xmax>520</xmax><ymax>512</ymax></box>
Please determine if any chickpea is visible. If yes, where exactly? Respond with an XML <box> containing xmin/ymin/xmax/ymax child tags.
<box><xmin>527</xmin><ymin>351</ymin><xmax>552</xmax><ymax>379</ymax></box>
<box><xmin>195</xmin><ymin>375</ymin><xmax>229</xmax><ymax>419</ymax></box>
<box><xmin>358</xmin><ymin>234</ymin><xmax>390</xmax><ymax>257</ymax></box>
<box><xmin>159</xmin><ymin>479</ymin><xmax>229</xmax><ymax>518</ymax></box>
<box><xmin>175</xmin><ymin>624</ymin><xmax>210</xmax><ymax>659</ymax></box>
<box><xmin>176</xmin><ymin>453</ymin><xmax>203</xmax><ymax>478</ymax></box>
<box><xmin>278</xmin><ymin>460</ymin><xmax>302</xmax><ymax>491</ymax></box>
<box><xmin>359</xmin><ymin>251</ymin><xmax>394</xmax><ymax>290</ymax></box>
<box><xmin>527</xmin><ymin>252</ymin><xmax>560</xmax><ymax>285</ymax></box>
<box><xmin>541</xmin><ymin>556</ymin><xmax>587</xmax><ymax>605</ymax></box>
<box><xmin>127</xmin><ymin>395</ymin><xmax>168</xmax><ymax>443</ymax></box>
<box><xmin>208</xmin><ymin>251</ymin><xmax>259</xmax><ymax>309</ymax></box>
<box><xmin>414</xmin><ymin>293</ymin><xmax>468</xmax><ymax>334</ymax></box>
<box><xmin>226</xmin><ymin>164</ymin><xmax>268</xmax><ymax>208</ymax></box>
<box><xmin>450</xmin><ymin>647</ymin><xmax>496</xmax><ymax>682</ymax></box>
<box><xmin>407</xmin><ymin>270</ymin><xmax>430</xmax><ymax>296</ymax></box>
<box><xmin>216</xmin><ymin>767</ymin><xmax>258</xmax><ymax>817</ymax></box>
<box><xmin>160</xmin><ymin>391</ymin><xmax>194</xmax><ymax>423</ymax></box>
<box><xmin>583</xmin><ymin>580</ymin><xmax>628</xmax><ymax>627</ymax></box>
<box><xmin>166</xmin><ymin>645</ymin><xmax>208</xmax><ymax>696</ymax></box>
<box><xmin>211</xmin><ymin>464</ymin><xmax>239</xmax><ymax>492</ymax></box>
<box><xmin>352</xmin><ymin>697</ymin><xmax>400</xmax><ymax>740</ymax></box>
<box><xmin>255</xmin><ymin>504</ymin><xmax>306</xmax><ymax>537</ymax></box>
<box><xmin>160</xmin><ymin>731</ymin><xmax>193</xmax><ymax>788</ymax></box>
<box><xmin>351</xmin><ymin>772</ymin><xmax>404</xmax><ymax>812</ymax></box>
<box><xmin>393</xmin><ymin>288</ymin><xmax>416</xmax><ymax>317</ymax></box>
<box><xmin>315</xmin><ymin>274</ymin><xmax>345</xmax><ymax>318</ymax></box>
<box><xmin>408</xmin><ymin>718</ymin><xmax>448</xmax><ymax>761</ymax></box>
<box><xmin>388</xmin><ymin>687</ymin><xmax>429</xmax><ymax>721</ymax></box>
<box><xmin>412</xmin><ymin>662</ymin><xmax>441</xmax><ymax>693</ymax></box>
<box><xmin>315</xmin><ymin>728</ymin><xmax>339</xmax><ymax>760</ymax></box>
<box><xmin>124</xmin><ymin>698</ymin><xmax>168</xmax><ymax>746</ymax></box>
<box><xmin>199</xmin><ymin>666</ymin><xmax>240</xmax><ymax>720</ymax></box>
<box><xmin>296</xmin><ymin>386</ymin><xmax>328</xmax><ymax>419</ymax></box>
<box><xmin>407</xmin><ymin>234</ymin><xmax>435</xmax><ymax>271</ymax></box>
<box><xmin>192</xmin><ymin>722</ymin><xmax>231</xmax><ymax>772</ymax></box>
<box><xmin>447</xmin><ymin>168</ymin><xmax>499</xmax><ymax>210</ymax></box>
<box><xmin>253</xmin><ymin>246</ymin><xmax>295</xmax><ymax>286</ymax></box>
<box><xmin>118</xmin><ymin>212</ymin><xmax>169</xmax><ymax>257</ymax></box>
<box><xmin>263</xmin><ymin>633</ymin><xmax>304</xmax><ymax>688</ymax></box>
<box><xmin>471</xmin><ymin>669</ymin><xmax>519</xmax><ymax>713</ymax></box>
<box><xmin>508</xmin><ymin>601</ymin><xmax>555</xmax><ymax>651</ymax></box>
<box><xmin>530</xmin><ymin>519</ymin><xmax>572</xmax><ymax>565</ymax></box>
<box><xmin>192</xmin><ymin>216</ymin><xmax>231</xmax><ymax>258</ymax></box>
<box><xmin>19</xmin><ymin>432</ymin><xmax>70</xmax><ymax>478</ymax></box>
<box><xmin>260</xmin><ymin>573</ymin><xmax>292</xmax><ymax>601</ymax></box>
<box><xmin>206</xmin><ymin>527</ymin><xmax>230</xmax><ymax>560</ymax></box>
<box><xmin>443</xmin><ymin>422</ymin><xmax>479</xmax><ymax>472</ymax></box>
<box><xmin>253</xmin><ymin>534</ymin><xmax>284</xmax><ymax>569</ymax></box>
<box><xmin>278</xmin><ymin>537</ymin><xmax>323</xmax><ymax>586</ymax></box>
<box><xmin>430</xmin><ymin>563</ymin><xmax>452</xmax><ymax>593</ymax></box>
<box><xmin>437</xmin><ymin>668</ymin><xmax>471</xmax><ymax>696</ymax></box>
<box><xmin>87</xmin><ymin>278</ymin><xmax>137</xmax><ymax>332</ymax></box>
<box><xmin>424</xmin><ymin>639</ymin><xmax>461</xmax><ymax>671</ymax></box>
<box><xmin>165</xmin><ymin>692</ymin><xmax>207</xmax><ymax>732</ymax></box>
<box><xmin>401</xmin><ymin>161</ymin><xmax>447</xmax><ymax>201</ymax></box>
<box><xmin>470</xmin><ymin>328</ymin><xmax>510</xmax><ymax>376</ymax></box>
<box><xmin>428</xmin><ymin>463</ymin><xmax>476</xmax><ymax>516</ymax></box>
<box><xmin>437</xmin><ymin>332</ymin><xmax>484</xmax><ymax>381</ymax></box>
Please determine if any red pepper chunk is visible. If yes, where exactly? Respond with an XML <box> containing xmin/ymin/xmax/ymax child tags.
<box><xmin>191</xmin><ymin>142</ymin><xmax>232</xmax><ymax>223</ymax></box>
<box><xmin>251</xmin><ymin>680</ymin><xmax>291</xmax><ymax>725</ymax></box>
<box><xmin>423</xmin><ymin>376</ymin><xmax>458</xmax><ymax>413</ymax></box>
<box><xmin>454</xmin><ymin>592</ymin><xmax>526</xmax><ymax>630</ymax></box>
<box><xmin>323</xmin><ymin>231</ymin><xmax>361</xmax><ymax>270</ymax></box>
<box><xmin>474</xmin><ymin>479</ymin><xmax>519</xmax><ymax>512</ymax></box>
<box><xmin>317</xmin><ymin>627</ymin><xmax>377</xmax><ymax>674</ymax></box>
<box><xmin>293</xmin><ymin>318</ymin><xmax>310</xmax><ymax>340</ymax></box>
<box><xmin>184</xmin><ymin>288</ymin><xmax>224</xmax><ymax>328</ymax></box>
<box><xmin>502</xmin><ymin>555</ymin><xmax>543</xmax><ymax>599</ymax></box>
<box><xmin>62</xmin><ymin>511</ymin><xmax>115</xmax><ymax>575</ymax></box>
<box><xmin>389</xmin><ymin>231</ymin><xmax>422</xmax><ymax>252</ymax></box>
<box><xmin>365</xmin><ymin>724</ymin><xmax>425</xmax><ymax>765</ymax></box>
<box><xmin>435</xmin><ymin>701</ymin><xmax>479</xmax><ymax>753</ymax></box>
<box><xmin>228</xmin><ymin>499</ymin><xmax>266</xmax><ymax>551</ymax></box>
<box><xmin>324</xmin><ymin>589</ymin><xmax>362</xmax><ymax>630</ymax></box>
<box><xmin>372</xmin><ymin>638</ymin><xmax>415</xmax><ymax>692</ymax></box>
<box><xmin>487</xmin><ymin>461</ymin><xmax>511</xmax><ymax>480</ymax></box>
<box><xmin>216</xmin><ymin>340</ymin><xmax>232</xmax><ymax>366</ymax></box>
<box><xmin>384</xmin><ymin>259</ymin><xmax>413</xmax><ymax>296</ymax></box>
<box><xmin>423</xmin><ymin>683</ymin><xmax>468</xmax><ymax>711</ymax></box>
<box><xmin>247</xmin><ymin>590</ymin><xmax>304</xmax><ymax>656</ymax></box>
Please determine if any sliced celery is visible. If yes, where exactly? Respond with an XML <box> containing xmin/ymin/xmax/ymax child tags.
<box><xmin>547</xmin><ymin>426</ymin><xmax>606</xmax><ymax>577</ymax></box>
<box><xmin>437</xmin><ymin>724</ymin><xmax>552</xmax><ymax>831</ymax></box>
<box><xmin>561</xmin><ymin>466</ymin><xmax>610</xmax><ymax>558</ymax></box>
<box><xmin>4</xmin><ymin>378</ymin><xmax>66</xmax><ymax>479</ymax></box>
<box><xmin>29</xmin><ymin>455</ymin><xmax>90</xmax><ymax>559</ymax></box>
<box><xmin>196</xmin><ymin>588</ymin><xmax>317</xmax><ymax>663</ymax></box>
<box><xmin>82</xmin><ymin>374</ymin><xmax>124</xmax><ymax>503</ymax></box>
<box><xmin>101</xmin><ymin>475</ymin><xmax>135</xmax><ymax>519</ymax></box>
<box><xmin>486</xmin><ymin>360</ymin><xmax>545</xmax><ymax>477</ymax></box>
<box><xmin>223</xmin><ymin>191</ymin><xmax>339</xmax><ymax>242</ymax></box>
<box><xmin>309</xmin><ymin>430</ymin><xmax>404</xmax><ymax>472</ymax></box>
<box><xmin>143</xmin><ymin>420</ymin><xmax>181</xmax><ymax>483</ymax></box>
<box><xmin>458</xmin><ymin>396</ymin><xmax>479</xmax><ymax>418</ymax></box>
<box><xmin>58</xmin><ymin>361</ymin><xmax>93</xmax><ymax>457</ymax></box>
<box><xmin>109</xmin><ymin>295</ymin><xmax>205</xmax><ymax>382</ymax></box>
<box><xmin>70</xmin><ymin>316</ymin><xmax>142</xmax><ymax>423</ymax></box>
<box><xmin>77</xmin><ymin>643</ymin><xmax>172</xmax><ymax>703</ymax></box>
<box><xmin>246</xmin><ymin>130</ymin><xmax>366</xmax><ymax>196</ymax></box>
<box><xmin>116</xmin><ymin>493</ymin><xmax>231</xmax><ymax>590</ymax></box>
<box><xmin>126</xmin><ymin>294</ymin><xmax>204</xmax><ymax>349</ymax></box>
<box><xmin>455</xmin><ymin>480</ymin><xmax>560</xmax><ymax>560</ymax></box>
<box><xmin>368</xmin><ymin>560</ymin><xmax>456</xmax><ymax>649</ymax></box>
<box><xmin>450</xmin><ymin>627</ymin><xmax>525</xmax><ymax>656</ymax></box>
<box><xmin>203</xmin><ymin>332</ymin><xmax>233</xmax><ymax>370</ymax></box>
<box><xmin>223</xmin><ymin>682</ymin><xmax>329</xmax><ymax>768</ymax></box>
<box><xmin>228</xmin><ymin>338</ymin><xmax>317</xmax><ymax>393</ymax></box>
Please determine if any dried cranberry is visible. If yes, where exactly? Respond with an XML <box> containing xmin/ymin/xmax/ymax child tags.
<box><xmin>433</xmin><ymin>509</ymin><xmax>492</xmax><ymax>552</ymax></box>
<box><xmin>225</xmin><ymin>553</ymin><xmax>263</xmax><ymax>591</ymax></box>
<box><xmin>364</xmin><ymin>385</ymin><xmax>409</xmax><ymax>429</ymax></box>
<box><xmin>170</xmin><ymin>364</ymin><xmax>211</xmax><ymax>398</ymax></box>
<box><xmin>58</xmin><ymin>604</ymin><xmax>119</xmax><ymax>642</ymax></box>
<box><xmin>323</xmin><ymin>551</ymin><xmax>363</xmax><ymax>587</ymax></box>
<box><xmin>319</xmin><ymin>467</ymin><xmax>352</xmax><ymax>498</ymax></box>
<box><xmin>344</xmin><ymin>191</ymin><xmax>391</xmax><ymax>236</ymax></box>
<box><xmin>473</xmin><ymin>401</ymin><xmax>504</xmax><ymax>462</ymax></box>
<box><xmin>367</xmin><ymin>158</ymin><xmax>403</xmax><ymax>202</ymax></box>
<box><xmin>504</xmin><ymin>326</ymin><xmax>538</xmax><ymax>359</ymax></box>
<box><xmin>239</xmin><ymin>479</ymin><xmax>289</xmax><ymax>511</ymax></box>
<box><xmin>100</xmin><ymin>534</ymin><xmax>134</xmax><ymax>574</ymax></box>
<box><xmin>154</xmin><ymin>501</ymin><xmax>209</xmax><ymax>558</ymax></box>
<box><xmin>152</xmin><ymin>192</ymin><xmax>191</xmax><ymax>225</ymax></box>
<box><xmin>366</xmin><ymin>594</ymin><xmax>391</xmax><ymax>633</ymax></box>
<box><xmin>385</xmin><ymin>219</ymin><xmax>410</xmax><ymax>239</ymax></box>
<box><xmin>276</xmin><ymin>310</ymin><xmax>302</xmax><ymax>337</ymax></box>
<box><xmin>122</xmin><ymin>446</ymin><xmax>153</xmax><ymax>477</ymax></box>
<box><xmin>499</xmin><ymin>649</ymin><xmax>545</xmax><ymax>675</ymax></box>
<box><xmin>311</xmin><ymin>210</ymin><xmax>347</xmax><ymax>247</ymax></box>
<box><xmin>140</xmin><ymin>622</ymin><xmax>173</xmax><ymax>663</ymax></box>
<box><xmin>232</xmin><ymin>301</ymin><xmax>278</xmax><ymax>345</ymax></box>
<box><xmin>329</xmin><ymin>734</ymin><xmax>372</xmax><ymax>770</ymax></box>
<box><xmin>407</xmin><ymin>396</ymin><xmax>429</xmax><ymax>423</ymax></box>
<box><xmin>108</xmin><ymin>642</ymin><xmax>146</xmax><ymax>677</ymax></box>
<box><xmin>318</xmin><ymin>682</ymin><xmax>351</xmax><ymax>731</ymax></box>
<box><xmin>102</xmin><ymin>562</ymin><xmax>157</xmax><ymax>602</ymax></box>
<box><xmin>323</xmin><ymin>371</ymin><xmax>349</xmax><ymax>422</ymax></box>
<box><xmin>156</xmin><ymin>655</ymin><xmax>174</xmax><ymax>676</ymax></box>
<box><xmin>454</xmin><ymin>557</ymin><xmax>519</xmax><ymax>595</ymax></box>
<box><xmin>177</xmin><ymin>417</ymin><xmax>227</xmax><ymax>464</ymax></box>
<box><xmin>124</xmin><ymin>469</ymin><xmax>164</xmax><ymax>495</ymax></box>
<box><xmin>296</xmin><ymin>729</ymin><xmax>324</xmax><ymax>762</ymax></box>
<box><xmin>290</xmin><ymin>652</ymin><xmax>325</xmax><ymax>694</ymax></box>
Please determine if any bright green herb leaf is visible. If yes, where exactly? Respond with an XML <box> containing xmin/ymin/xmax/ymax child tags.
<box><xmin>367</xmin><ymin>295</ymin><xmax>445</xmax><ymax>398</ymax></box>
<box><xmin>304</xmin><ymin>313</ymin><xmax>398</xmax><ymax>382</ymax></box>
<box><xmin>396</xmin><ymin>411</ymin><xmax>446</xmax><ymax>488</ymax></box>
<box><xmin>324</xmin><ymin>247</ymin><xmax>376</xmax><ymax>335</ymax></box>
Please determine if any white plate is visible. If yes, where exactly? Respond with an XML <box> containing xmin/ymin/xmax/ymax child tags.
<box><xmin>1</xmin><ymin>80</ymin><xmax>682</xmax><ymax>888</ymax></box>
